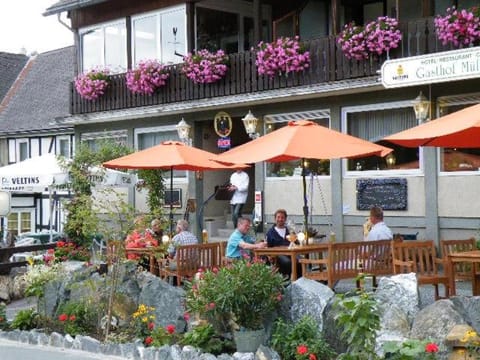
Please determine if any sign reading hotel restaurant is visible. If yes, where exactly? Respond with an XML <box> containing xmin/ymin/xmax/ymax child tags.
<box><xmin>381</xmin><ymin>46</ymin><xmax>480</xmax><ymax>88</ymax></box>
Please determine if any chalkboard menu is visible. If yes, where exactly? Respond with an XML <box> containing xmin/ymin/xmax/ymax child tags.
<box><xmin>356</xmin><ymin>178</ymin><xmax>407</xmax><ymax>210</ymax></box>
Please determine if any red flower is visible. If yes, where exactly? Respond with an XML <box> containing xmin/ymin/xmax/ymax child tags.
<box><xmin>166</xmin><ymin>324</ymin><xmax>176</xmax><ymax>334</ymax></box>
<box><xmin>57</xmin><ymin>241</ymin><xmax>66</xmax><ymax>247</ymax></box>
<box><xmin>58</xmin><ymin>313</ymin><xmax>68</xmax><ymax>322</ymax></box>
<box><xmin>309</xmin><ymin>354</ymin><xmax>317</xmax><ymax>360</ymax></box>
<box><xmin>425</xmin><ymin>342</ymin><xmax>439</xmax><ymax>353</ymax></box>
<box><xmin>183</xmin><ymin>312</ymin><xmax>190</xmax><ymax>322</ymax></box>
<box><xmin>212</xmin><ymin>267</ymin><xmax>219</xmax><ymax>273</ymax></box>
<box><xmin>297</xmin><ymin>345</ymin><xmax>308</xmax><ymax>355</ymax></box>
<box><xmin>276</xmin><ymin>293</ymin><xmax>283</xmax><ymax>301</ymax></box>
<box><xmin>148</xmin><ymin>322</ymin><xmax>155</xmax><ymax>331</ymax></box>
<box><xmin>144</xmin><ymin>336</ymin><xmax>153</xmax><ymax>345</ymax></box>
<box><xmin>69</xmin><ymin>315</ymin><xmax>76</xmax><ymax>321</ymax></box>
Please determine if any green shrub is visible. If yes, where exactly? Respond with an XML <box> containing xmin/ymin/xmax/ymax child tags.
<box><xmin>56</xmin><ymin>300</ymin><xmax>100</xmax><ymax>336</ymax></box>
<box><xmin>382</xmin><ymin>339</ymin><xmax>440</xmax><ymax>359</ymax></box>
<box><xmin>180</xmin><ymin>323</ymin><xmax>235</xmax><ymax>355</ymax></box>
<box><xmin>270</xmin><ymin>316</ymin><xmax>336</xmax><ymax>360</ymax></box>
<box><xmin>10</xmin><ymin>308</ymin><xmax>39</xmax><ymax>330</ymax></box>
<box><xmin>0</xmin><ymin>303</ymin><xmax>9</xmax><ymax>330</ymax></box>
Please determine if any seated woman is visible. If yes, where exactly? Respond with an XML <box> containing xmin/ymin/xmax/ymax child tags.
<box><xmin>265</xmin><ymin>209</ymin><xmax>302</xmax><ymax>279</ymax></box>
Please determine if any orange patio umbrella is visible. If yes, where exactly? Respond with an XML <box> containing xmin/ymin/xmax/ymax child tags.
<box><xmin>215</xmin><ymin>120</ymin><xmax>392</xmax><ymax>232</ymax></box>
<box><xmin>103</xmin><ymin>140</ymin><xmax>246</xmax><ymax>234</ymax></box>
<box><xmin>383</xmin><ymin>103</ymin><xmax>480</xmax><ymax>148</ymax></box>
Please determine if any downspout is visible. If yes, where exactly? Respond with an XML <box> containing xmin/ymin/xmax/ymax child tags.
<box><xmin>55</xmin><ymin>12</ymin><xmax>80</xmax><ymax>76</ymax></box>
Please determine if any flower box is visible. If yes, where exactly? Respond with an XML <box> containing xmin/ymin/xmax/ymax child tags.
<box><xmin>126</xmin><ymin>59</ymin><xmax>169</xmax><ymax>95</ymax></box>
<box><xmin>255</xmin><ymin>36</ymin><xmax>310</xmax><ymax>77</ymax></box>
<box><xmin>434</xmin><ymin>6</ymin><xmax>480</xmax><ymax>47</ymax></box>
<box><xmin>74</xmin><ymin>68</ymin><xmax>110</xmax><ymax>100</ymax></box>
<box><xmin>182</xmin><ymin>49</ymin><xmax>229</xmax><ymax>84</ymax></box>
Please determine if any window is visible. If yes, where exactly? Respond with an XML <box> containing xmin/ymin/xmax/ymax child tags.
<box><xmin>80</xmin><ymin>20</ymin><xmax>127</xmax><ymax>73</ymax></box>
<box><xmin>264</xmin><ymin>110</ymin><xmax>330</xmax><ymax>177</ymax></box>
<box><xmin>132</xmin><ymin>6</ymin><xmax>186</xmax><ymax>65</ymax></box>
<box><xmin>344</xmin><ymin>102</ymin><xmax>419</xmax><ymax>172</ymax></box>
<box><xmin>81</xmin><ymin>130</ymin><xmax>128</xmax><ymax>152</ymax></box>
<box><xmin>17</xmin><ymin>140</ymin><xmax>29</xmax><ymax>162</ymax></box>
<box><xmin>7</xmin><ymin>210</ymin><xmax>33</xmax><ymax>236</ymax></box>
<box><xmin>57</xmin><ymin>136</ymin><xmax>71</xmax><ymax>158</ymax></box>
<box><xmin>135</xmin><ymin>126</ymin><xmax>186</xmax><ymax>179</ymax></box>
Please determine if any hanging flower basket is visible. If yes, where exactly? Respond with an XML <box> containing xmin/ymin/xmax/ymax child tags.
<box><xmin>434</xmin><ymin>6</ymin><xmax>480</xmax><ymax>47</ymax></box>
<box><xmin>337</xmin><ymin>16</ymin><xmax>401</xmax><ymax>59</ymax></box>
<box><xmin>74</xmin><ymin>68</ymin><xmax>110</xmax><ymax>101</ymax></box>
<box><xmin>126</xmin><ymin>59</ymin><xmax>170</xmax><ymax>95</ymax></box>
<box><xmin>364</xmin><ymin>16</ymin><xmax>402</xmax><ymax>56</ymax></box>
<box><xmin>182</xmin><ymin>49</ymin><xmax>229</xmax><ymax>84</ymax></box>
<box><xmin>255</xmin><ymin>36</ymin><xmax>310</xmax><ymax>78</ymax></box>
<box><xmin>337</xmin><ymin>22</ymin><xmax>369</xmax><ymax>60</ymax></box>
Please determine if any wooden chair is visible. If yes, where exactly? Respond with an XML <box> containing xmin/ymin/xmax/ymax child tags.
<box><xmin>158</xmin><ymin>243</ymin><xmax>219</xmax><ymax>286</ymax></box>
<box><xmin>391</xmin><ymin>240</ymin><xmax>450</xmax><ymax>300</ymax></box>
<box><xmin>441</xmin><ymin>238</ymin><xmax>480</xmax><ymax>281</ymax></box>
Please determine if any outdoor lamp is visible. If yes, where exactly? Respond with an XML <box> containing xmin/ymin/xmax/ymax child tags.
<box><xmin>176</xmin><ymin>118</ymin><xmax>192</xmax><ymax>145</ymax></box>
<box><xmin>413</xmin><ymin>91</ymin><xmax>430</xmax><ymax>123</ymax></box>
<box><xmin>242</xmin><ymin>110</ymin><xmax>260</xmax><ymax>139</ymax></box>
<box><xmin>386</xmin><ymin>153</ymin><xmax>396</xmax><ymax>168</ymax></box>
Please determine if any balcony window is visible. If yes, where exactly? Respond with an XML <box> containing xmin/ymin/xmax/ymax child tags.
<box><xmin>265</xmin><ymin>110</ymin><xmax>330</xmax><ymax>177</ymax></box>
<box><xmin>132</xmin><ymin>5</ymin><xmax>186</xmax><ymax>65</ymax></box>
<box><xmin>80</xmin><ymin>20</ymin><xmax>127</xmax><ymax>73</ymax></box>
<box><xmin>345</xmin><ymin>102</ymin><xmax>419</xmax><ymax>172</ymax></box>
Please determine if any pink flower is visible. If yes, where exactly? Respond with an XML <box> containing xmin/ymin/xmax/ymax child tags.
<box><xmin>183</xmin><ymin>312</ymin><xmax>190</xmax><ymax>322</ymax></box>
<box><xmin>69</xmin><ymin>315</ymin><xmax>76</xmax><ymax>321</ymax></box>
<box><xmin>309</xmin><ymin>354</ymin><xmax>317</xmax><ymax>360</ymax></box>
<box><xmin>74</xmin><ymin>68</ymin><xmax>110</xmax><ymax>100</ymax></box>
<box><xmin>166</xmin><ymin>324</ymin><xmax>176</xmax><ymax>334</ymax></box>
<box><xmin>434</xmin><ymin>6</ymin><xmax>480</xmax><ymax>47</ymax></box>
<box><xmin>126</xmin><ymin>60</ymin><xmax>169</xmax><ymax>95</ymax></box>
<box><xmin>148</xmin><ymin>322</ymin><xmax>155</xmax><ymax>331</ymax></box>
<box><xmin>182</xmin><ymin>49</ymin><xmax>228</xmax><ymax>84</ymax></box>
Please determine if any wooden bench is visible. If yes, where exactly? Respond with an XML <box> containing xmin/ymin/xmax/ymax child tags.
<box><xmin>158</xmin><ymin>243</ymin><xmax>220</xmax><ymax>286</ymax></box>
<box><xmin>392</xmin><ymin>240</ymin><xmax>449</xmax><ymax>300</ymax></box>
<box><xmin>299</xmin><ymin>240</ymin><xmax>392</xmax><ymax>289</ymax></box>
<box><xmin>441</xmin><ymin>238</ymin><xmax>480</xmax><ymax>281</ymax></box>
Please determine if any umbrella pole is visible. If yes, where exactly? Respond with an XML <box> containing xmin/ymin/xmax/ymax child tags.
<box><xmin>169</xmin><ymin>167</ymin><xmax>174</xmax><ymax>236</ymax></box>
<box><xmin>302</xmin><ymin>159</ymin><xmax>309</xmax><ymax>240</ymax></box>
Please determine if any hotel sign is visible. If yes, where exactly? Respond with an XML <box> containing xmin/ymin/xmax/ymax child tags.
<box><xmin>381</xmin><ymin>46</ymin><xmax>480</xmax><ymax>88</ymax></box>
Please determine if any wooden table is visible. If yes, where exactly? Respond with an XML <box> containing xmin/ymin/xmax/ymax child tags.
<box><xmin>448</xmin><ymin>250</ymin><xmax>480</xmax><ymax>296</ymax></box>
<box><xmin>253</xmin><ymin>243</ymin><xmax>328</xmax><ymax>281</ymax></box>
<box><xmin>125</xmin><ymin>247</ymin><xmax>165</xmax><ymax>275</ymax></box>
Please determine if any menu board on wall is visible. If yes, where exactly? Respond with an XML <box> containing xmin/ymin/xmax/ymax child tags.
<box><xmin>356</xmin><ymin>178</ymin><xmax>407</xmax><ymax>210</ymax></box>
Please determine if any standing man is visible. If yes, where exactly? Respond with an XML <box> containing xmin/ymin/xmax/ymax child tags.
<box><xmin>366</xmin><ymin>206</ymin><xmax>393</xmax><ymax>241</ymax></box>
<box><xmin>228</xmin><ymin>169</ymin><xmax>249</xmax><ymax>228</ymax></box>
<box><xmin>226</xmin><ymin>217</ymin><xmax>266</xmax><ymax>260</ymax></box>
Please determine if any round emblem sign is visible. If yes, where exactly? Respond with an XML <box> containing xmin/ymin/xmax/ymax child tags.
<box><xmin>214</xmin><ymin>111</ymin><xmax>232</xmax><ymax>138</ymax></box>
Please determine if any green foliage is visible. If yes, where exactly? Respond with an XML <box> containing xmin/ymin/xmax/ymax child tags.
<box><xmin>137</xmin><ymin>169</ymin><xmax>166</xmax><ymax>218</ymax></box>
<box><xmin>333</xmin><ymin>287</ymin><xmax>381</xmax><ymax>360</ymax></box>
<box><xmin>23</xmin><ymin>263</ymin><xmax>62</xmax><ymax>298</ymax></box>
<box><xmin>56</xmin><ymin>300</ymin><xmax>100</xmax><ymax>336</ymax></box>
<box><xmin>271</xmin><ymin>316</ymin><xmax>336</xmax><ymax>360</ymax></box>
<box><xmin>185</xmin><ymin>259</ymin><xmax>285</xmax><ymax>331</ymax></box>
<box><xmin>0</xmin><ymin>303</ymin><xmax>8</xmax><ymax>330</ymax></box>
<box><xmin>382</xmin><ymin>339</ymin><xmax>440</xmax><ymax>359</ymax></box>
<box><xmin>11</xmin><ymin>308</ymin><xmax>39</xmax><ymax>330</ymax></box>
<box><xmin>180</xmin><ymin>323</ymin><xmax>235</xmax><ymax>355</ymax></box>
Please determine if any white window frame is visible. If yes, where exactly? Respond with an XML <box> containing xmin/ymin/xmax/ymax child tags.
<box><xmin>263</xmin><ymin>109</ymin><xmax>331</xmax><ymax>179</ymax></box>
<box><xmin>134</xmin><ymin>125</ymin><xmax>188</xmax><ymax>182</ymax></box>
<box><xmin>437</xmin><ymin>92</ymin><xmax>480</xmax><ymax>176</ymax></box>
<box><xmin>56</xmin><ymin>135</ymin><xmax>71</xmax><ymax>159</ymax></box>
<box><xmin>7</xmin><ymin>208</ymin><xmax>35</xmax><ymax>236</ymax></box>
<box><xmin>131</xmin><ymin>5</ymin><xmax>187</xmax><ymax>65</ymax></box>
<box><xmin>16</xmin><ymin>139</ymin><xmax>29</xmax><ymax>162</ymax></box>
<box><xmin>342</xmin><ymin>100</ymin><xmax>424</xmax><ymax>177</ymax></box>
<box><xmin>79</xmin><ymin>18</ymin><xmax>127</xmax><ymax>73</ymax></box>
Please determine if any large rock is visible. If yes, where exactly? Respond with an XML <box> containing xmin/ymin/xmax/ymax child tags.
<box><xmin>449</xmin><ymin>296</ymin><xmax>480</xmax><ymax>333</ymax></box>
<box><xmin>0</xmin><ymin>275</ymin><xmax>10</xmax><ymax>301</ymax></box>
<box><xmin>280</xmin><ymin>277</ymin><xmax>334</xmax><ymax>331</ymax></box>
<box><xmin>410</xmin><ymin>299</ymin><xmax>467</xmax><ymax>347</ymax></box>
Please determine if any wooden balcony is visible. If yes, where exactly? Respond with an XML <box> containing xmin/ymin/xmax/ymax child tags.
<box><xmin>70</xmin><ymin>17</ymin><xmax>457</xmax><ymax>115</ymax></box>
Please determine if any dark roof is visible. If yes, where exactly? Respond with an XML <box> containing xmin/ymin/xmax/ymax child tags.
<box><xmin>43</xmin><ymin>0</ymin><xmax>108</xmax><ymax>16</ymax></box>
<box><xmin>0</xmin><ymin>52</ymin><xmax>28</xmax><ymax>103</ymax></box>
<box><xmin>0</xmin><ymin>46</ymin><xmax>75</xmax><ymax>134</ymax></box>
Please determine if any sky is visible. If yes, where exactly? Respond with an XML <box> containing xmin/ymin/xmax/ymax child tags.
<box><xmin>0</xmin><ymin>0</ymin><xmax>73</xmax><ymax>55</ymax></box>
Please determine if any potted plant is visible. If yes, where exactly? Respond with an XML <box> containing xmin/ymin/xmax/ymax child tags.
<box><xmin>74</xmin><ymin>68</ymin><xmax>110</xmax><ymax>100</ymax></box>
<box><xmin>185</xmin><ymin>258</ymin><xmax>285</xmax><ymax>352</ymax></box>
<box><xmin>125</xmin><ymin>59</ymin><xmax>170</xmax><ymax>95</ymax></box>
<box><xmin>434</xmin><ymin>6</ymin><xmax>480</xmax><ymax>47</ymax></box>
<box><xmin>255</xmin><ymin>36</ymin><xmax>310</xmax><ymax>78</ymax></box>
<box><xmin>364</xmin><ymin>16</ymin><xmax>402</xmax><ymax>57</ymax></box>
<box><xmin>337</xmin><ymin>22</ymin><xmax>369</xmax><ymax>60</ymax></box>
<box><xmin>182</xmin><ymin>49</ymin><xmax>229</xmax><ymax>84</ymax></box>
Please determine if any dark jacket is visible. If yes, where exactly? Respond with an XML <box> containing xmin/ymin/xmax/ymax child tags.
<box><xmin>266</xmin><ymin>226</ymin><xmax>290</xmax><ymax>247</ymax></box>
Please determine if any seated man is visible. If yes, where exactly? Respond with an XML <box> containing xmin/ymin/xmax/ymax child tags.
<box><xmin>167</xmin><ymin>219</ymin><xmax>198</xmax><ymax>270</ymax></box>
<box><xmin>365</xmin><ymin>206</ymin><xmax>393</xmax><ymax>241</ymax></box>
<box><xmin>147</xmin><ymin>218</ymin><xmax>164</xmax><ymax>243</ymax></box>
<box><xmin>226</xmin><ymin>217</ymin><xmax>266</xmax><ymax>260</ymax></box>
<box><xmin>265</xmin><ymin>209</ymin><xmax>302</xmax><ymax>278</ymax></box>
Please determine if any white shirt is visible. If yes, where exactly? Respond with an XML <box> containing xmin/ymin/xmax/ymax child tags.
<box><xmin>366</xmin><ymin>221</ymin><xmax>393</xmax><ymax>241</ymax></box>
<box><xmin>230</xmin><ymin>171</ymin><xmax>249</xmax><ymax>205</ymax></box>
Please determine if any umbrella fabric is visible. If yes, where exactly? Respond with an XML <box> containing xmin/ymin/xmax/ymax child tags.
<box><xmin>383</xmin><ymin>103</ymin><xmax>480</xmax><ymax>148</ymax></box>
<box><xmin>216</xmin><ymin>120</ymin><xmax>392</xmax><ymax>164</ymax></box>
<box><xmin>103</xmin><ymin>141</ymin><xmax>246</xmax><ymax>235</ymax></box>
<box><xmin>103</xmin><ymin>140</ymin><xmax>244</xmax><ymax>170</ymax></box>
<box><xmin>215</xmin><ymin>120</ymin><xmax>392</xmax><ymax>233</ymax></box>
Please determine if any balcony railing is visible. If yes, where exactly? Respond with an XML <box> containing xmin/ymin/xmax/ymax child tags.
<box><xmin>70</xmin><ymin>17</ymin><xmax>456</xmax><ymax>115</ymax></box>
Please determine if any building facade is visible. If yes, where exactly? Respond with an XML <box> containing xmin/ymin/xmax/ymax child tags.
<box><xmin>44</xmin><ymin>0</ymin><xmax>480</xmax><ymax>243</ymax></box>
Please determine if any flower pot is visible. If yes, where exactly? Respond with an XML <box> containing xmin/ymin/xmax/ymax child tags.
<box><xmin>233</xmin><ymin>328</ymin><xmax>265</xmax><ymax>353</ymax></box>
